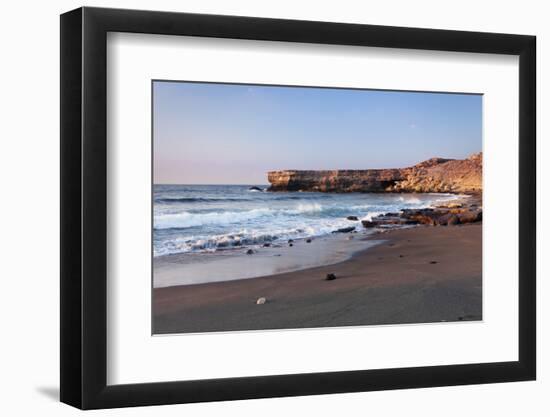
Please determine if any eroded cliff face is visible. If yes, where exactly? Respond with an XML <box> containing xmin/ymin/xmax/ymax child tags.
<box><xmin>267</xmin><ymin>153</ymin><xmax>482</xmax><ymax>194</ymax></box>
<box><xmin>393</xmin><ymin>153</ymin><xmax>482</xmax><ymax>193</ymax></box>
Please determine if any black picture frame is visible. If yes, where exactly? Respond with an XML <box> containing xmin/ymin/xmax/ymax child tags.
<box><xmin>60</xmin><ymin>6</ymin><xmax>536</xmax><ymax>410</ymax></box>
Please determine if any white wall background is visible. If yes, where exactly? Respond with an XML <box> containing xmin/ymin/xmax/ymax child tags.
<box><xmin>0</xmin><ymin>0</ymin><xmax>546</xmax><ymax>415</ymax></box>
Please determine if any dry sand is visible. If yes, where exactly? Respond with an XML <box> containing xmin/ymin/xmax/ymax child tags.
<box><xmin>153</xmin><ymin>223</ymin><xmax>482</xmax><ymax>334</ymax></box>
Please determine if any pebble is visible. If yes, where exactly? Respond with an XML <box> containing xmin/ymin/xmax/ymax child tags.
<box><xmin>256</xmin><ymin>297</ymin><xmax>266</xmax><ymax>305</ymax></box>
<box><xmin>325</xmin><ymin>273</ymin><xmax>337</xmax><ymax>281</ymax></box>
<box><xmin>246</xmin><ymin>249</ymin><xmax>254</xmax><ymax>255</ymax></box>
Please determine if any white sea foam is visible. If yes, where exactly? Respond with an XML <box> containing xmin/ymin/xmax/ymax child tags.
<box><xmin>154</xmin><ymin>208</ymin><xmax>274</xmax><ymax>230</ymax></box>
<box><xmin>290</xmin><ymin>202</ymin><xmax>323</xmax><ymax>214</ymax></box>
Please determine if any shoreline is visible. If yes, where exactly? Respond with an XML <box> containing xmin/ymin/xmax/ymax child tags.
<box><xmin>153</xmin><ymin>231</ymin><xmax>384</xmax><ymax>288</ymax></box>
<box><xmin>153</xmin><ymin>192</ymin><xmax>479</xmax><ymax>288</ymax></box>
<box><xmin>153</xmin><ymin>222</ymin><xmax>482</xmax><ymax>334</ymax></box>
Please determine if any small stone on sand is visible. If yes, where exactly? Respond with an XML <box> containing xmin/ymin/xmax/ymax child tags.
<box><xmin>256</xmin><ymin>297</ymin><xmax>266</xmax><ymax>305</ymax></box>
<box><xmin>246</xmin><ymin>249</ymin><xmax>254</xmax><ymax>255</ymax></box>
<box><xmin>429</xmin><ymin>261</ymin><xmax>438</xmax><ymax>264</ymax></box>
<box><xmin>289</xmin><ymin>243</ymin><xmax>293</xmax><ymax>247</ymax></box>
<box><xmin>325</xmin><ymin>273</ymin><xmax>337</xmax><ymax>281</ymax></box>
<box><xmin>306</xmin><ymin>238</ymin><xmax>312</xmax><ymax>243</ymax></box>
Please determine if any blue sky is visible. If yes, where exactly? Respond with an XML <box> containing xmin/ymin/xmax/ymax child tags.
<box><xmin>153</xmin><ymin>81</ymin><xmax>482</xmax><ymax>184</ymax></box>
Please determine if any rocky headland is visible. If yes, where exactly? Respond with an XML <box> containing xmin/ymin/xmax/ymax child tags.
<box><xmin>267</xmin><ymin>152</ymin><xmax>482</xmax><ymax>194</ymax></box>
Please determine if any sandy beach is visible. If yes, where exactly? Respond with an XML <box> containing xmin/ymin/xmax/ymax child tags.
<box><xmin>153</xmin><ymin>223</ymin><xmax>482</xmax><ymax>334</ymax></box>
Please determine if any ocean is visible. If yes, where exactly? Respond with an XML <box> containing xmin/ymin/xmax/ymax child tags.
<box><xmin>153</xmin><ymin>184</ymin><xmax>459</xmax><ymax>258</ymax></box>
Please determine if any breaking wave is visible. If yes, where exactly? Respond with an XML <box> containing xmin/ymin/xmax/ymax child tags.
<box><xmin>153</xmin><ymin>184</ymin><xmax>461</xmax><ymax>256</ymax></box>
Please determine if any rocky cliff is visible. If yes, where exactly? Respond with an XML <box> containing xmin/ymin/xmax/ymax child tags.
<box><xmin>267</xmin><ymin>152</ymin><xmax>482</xmax><ymax>194</ymax></box>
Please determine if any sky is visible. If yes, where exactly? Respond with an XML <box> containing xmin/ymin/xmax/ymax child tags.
<box><xmin>153</xmin><ymin>81</ymin><xmax>482</xmax><ymax>185</ymax></box>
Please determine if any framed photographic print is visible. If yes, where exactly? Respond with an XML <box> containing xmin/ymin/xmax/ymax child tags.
<box><xmin>60</xmin><ymin>7</ymin><xmax>536</xmax><ymax>409</ymax></box>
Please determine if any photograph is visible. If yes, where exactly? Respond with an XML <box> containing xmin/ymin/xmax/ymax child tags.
<box><xmin>152</xmin><ymin>81</ymin><xmax>483</xmax><ymax>335</ymax></box>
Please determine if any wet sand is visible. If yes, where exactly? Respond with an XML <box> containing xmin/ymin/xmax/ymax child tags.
<box><xmin>153</xmin><ymin>232</ymin><xmax>383</xmax><ymax>287</ymax></box>
<box><xmin>153</xmin><ymin>224</ymin><xmax>482</xmax><ymax>334</ymax></box>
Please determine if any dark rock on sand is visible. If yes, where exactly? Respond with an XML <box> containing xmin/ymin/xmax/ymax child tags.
<box><xmin>325</xmin><ymin>273</ymin><xmax>337</xmax><ymax>281</ymax></box>
<box><xmin>436</xmin><ymin>213</ymin><xmax>455</xmax><ymax>226</ymax></box>
<box><xmin>332</xmin><ymin>226</ymin><xmax>356</xmax><ymax>233</ymax></box>
<box><xmin>400</xmin><ymin>209</ymin><xmax>439</xmax><ymax>226</ymax></box>
<box><xmin>380</xmin><ymin>215</ymin><xmax>419</xmax><ymax>226</ymax></box>
<box><xmin>246</xmin><ymin>249</ymin><xmax>254</xmax><ymax>255</ymax></box>
<box><xmin>362</xmin><ymin>215</ymin><xmax>419</xmax><ymax>229</ymax></box>
<box><xmin>289</xmin><ymin>243</ymin><xmax>294</xmax><ymax>247</ymax></box>
<box><xmin>346</xmin><ymin>216</ymin><xmax>359</xmax><ymax>221</ymax></box>
<box><xmin>457</xmin><ymin>210</ymin><xmax>482</xmax><ymax>224</ymax></box>
<box><xmin>306</xmin><ymin>238</ymin><xmax>312</xmax><ymax>243</ymax></box>
<box><xmin>447</xmin><ymin>214</ymin><xmax>460</xmax><ymax>226</ymax></box>
<box><xmin>262</xmin><ymin>243</ymin><xmax>271</xmax><ymax>247</ymax></box>
<box><xmin>362</xmin><ymin>205</ymin><xmax>482</xmax><ymax>229</ymax></box>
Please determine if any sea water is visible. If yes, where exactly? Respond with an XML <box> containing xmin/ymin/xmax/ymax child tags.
<box><xmin>153</xmin><ymin>184</ymin><xmax>458</xmax><ymax>258</ymax></box>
